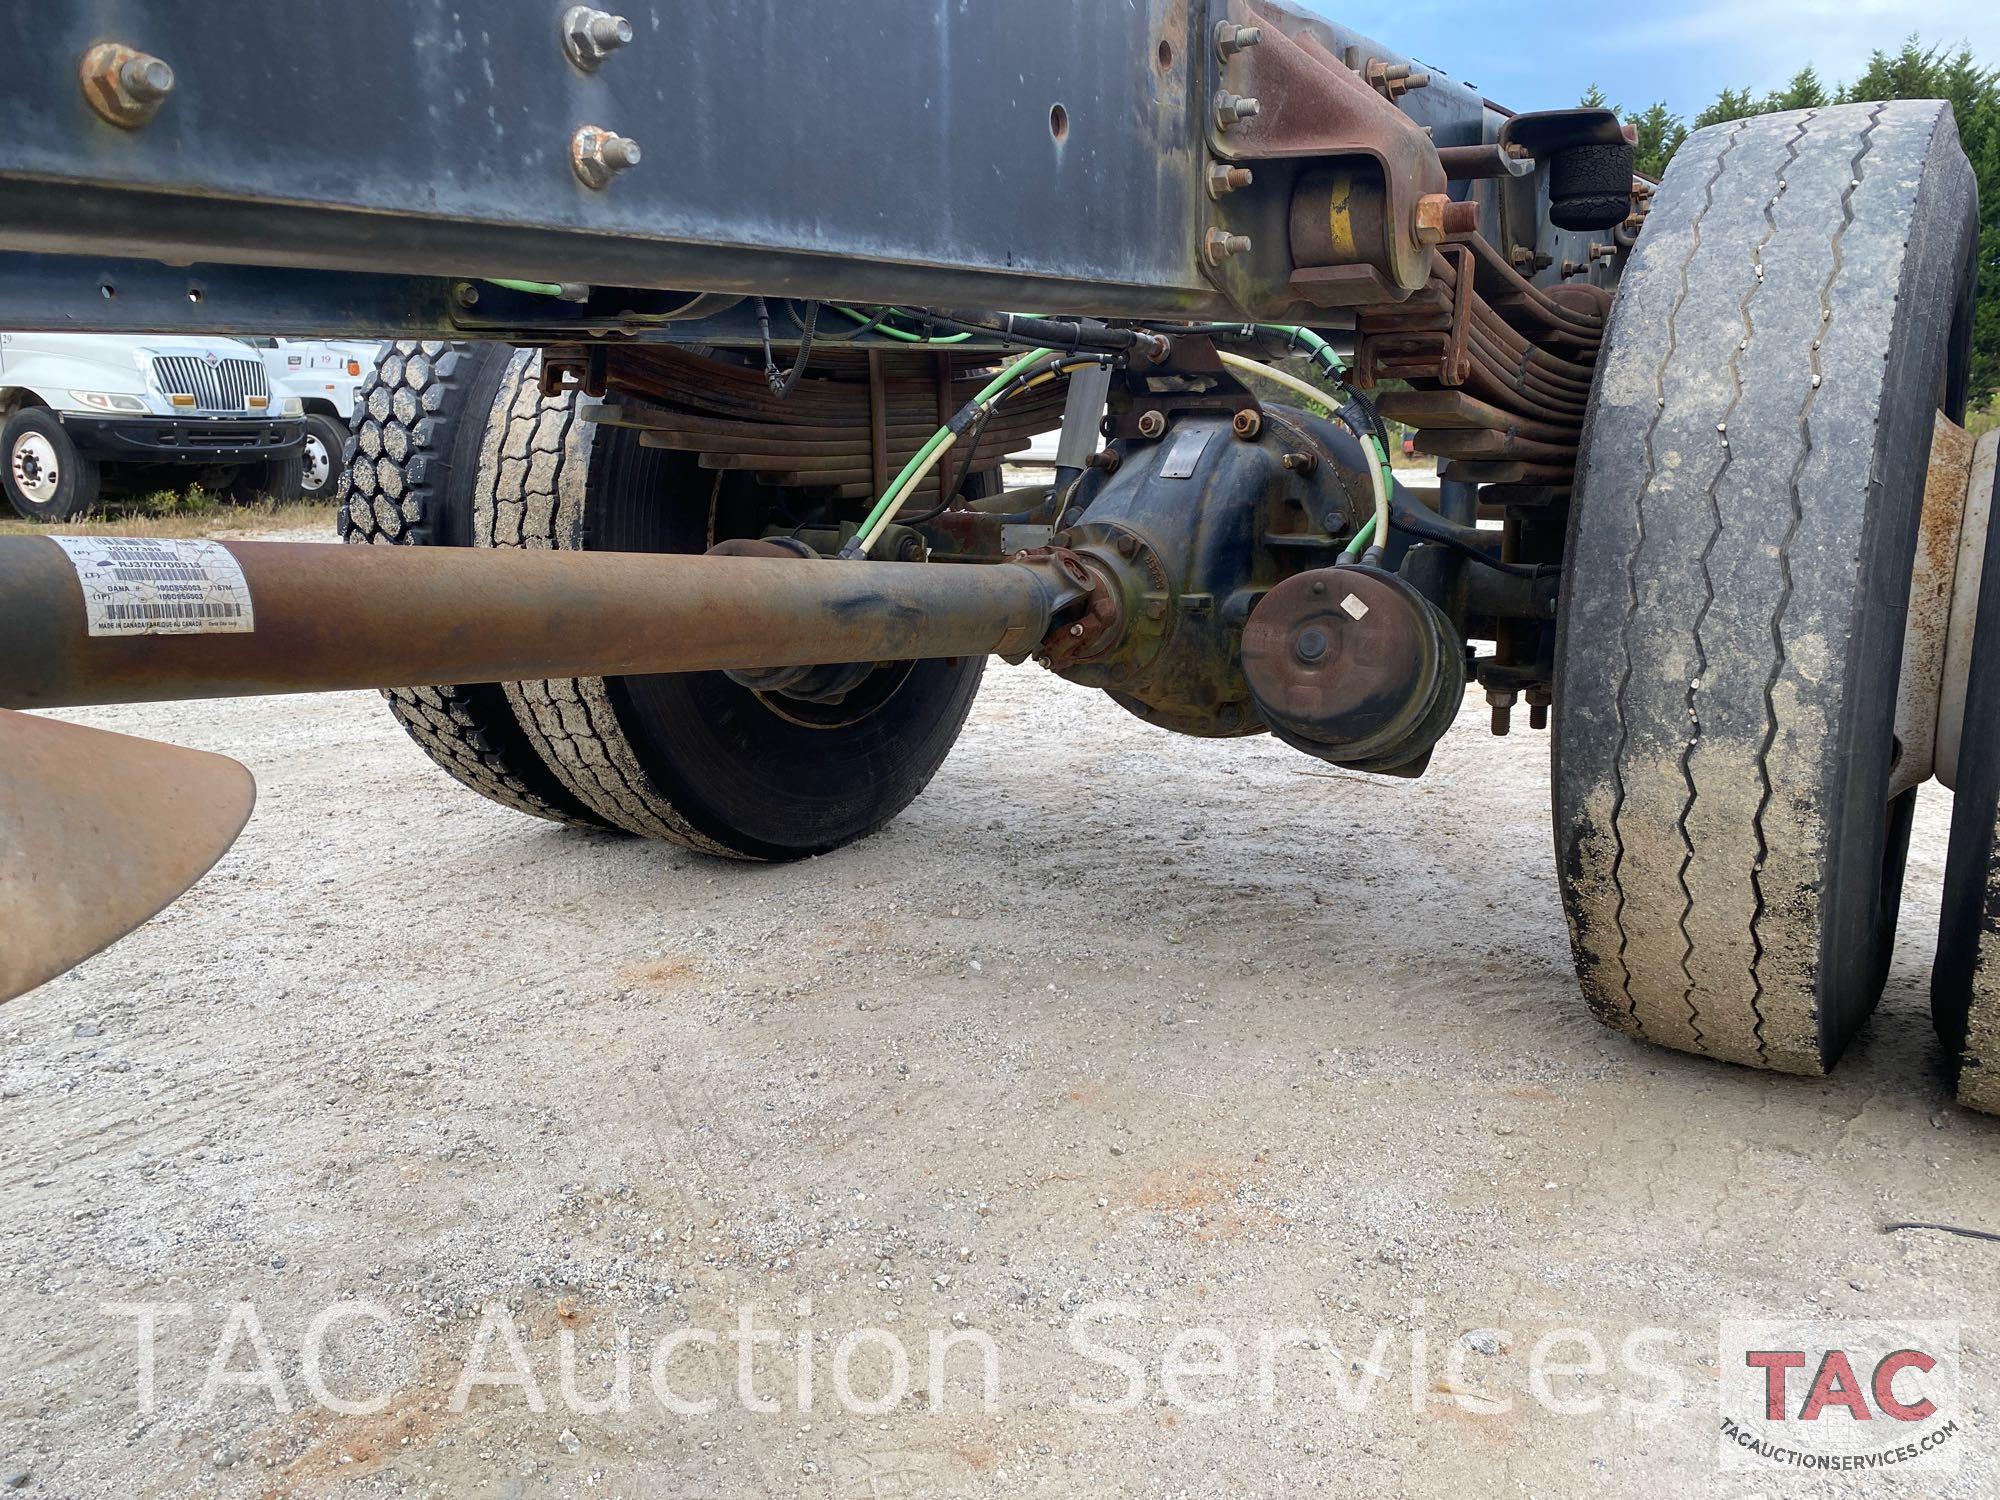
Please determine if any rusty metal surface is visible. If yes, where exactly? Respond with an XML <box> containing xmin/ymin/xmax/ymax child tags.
<box><xmin>1240</xmin><ymin>564</ymin><xmax>1464</xmax><ymax>773</ymax></box>
<box><xmin>0</xmin><ymin>539</ymin><xmax>1083</xmax><ymax>711</ymax></box>
<box><xmin>1363</xmin><ymin>236</ymin><xmax>1605</xmax><ymax>500</ymax></box>
<box><xmin>1893</xmin><ymin>413</ymin><xmax>1978</xmax><ymax>796</ymax></box>
<box><xmin>0</xmin><ymin>709</ymin><xmax>254</xmax><ymax>1003</ymax></box>
<box><xmin>1939</xmin><ymin>430</ymin><xmax>2000</xmax><ymax>790</ymax></box>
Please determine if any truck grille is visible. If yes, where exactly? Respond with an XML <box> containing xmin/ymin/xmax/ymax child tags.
<box><xmin>150</xmin><ymin>355</ymin><xmax>269</xmax><ymax>413</ymax></box>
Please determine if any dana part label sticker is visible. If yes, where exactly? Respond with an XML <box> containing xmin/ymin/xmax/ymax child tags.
<box><xmin>51</xmin><ymin>536</ymin><xmax>254</xmax><ymax>637</ymax></box>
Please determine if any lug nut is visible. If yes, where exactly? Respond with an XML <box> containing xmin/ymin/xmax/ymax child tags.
<box><xmin>80</xmin><ymin>43</ymin><xmax>175</xmax><ymax>129</ymax></box>
<box><xmin>563</xmin><ymin>6</ymin><xmax>634</xmax><ymax>69</ymax></box>
<box><xmin>1215</xmin><ymin>92</ymin><xmax>1261</xmax><ymax>129</ymax></box>
<box><xmin>1203</xmin><ymin>228</ymin><xmax>1252</xmax><ymax>265</ymax></box>
<box><xmin>1231</xmin><ymin>407</ymin><xmax>1262</xmax><ymax>440</ymax></box>
<box><xmin>1135</xmin><ymin>411</ymin><xmax>1167</xmax><ymax>439</ymax></box>
<box><xmin>1214</xmin><ymin>22</ymin><xmax>1262</xmax><ymax>59</ymax></box>
<box><xmin>571</xmin><ymin>125</ymin><xmax>642</xmax><ymax>188</ymax></box>
<box><xmin>1206</xmin><ymin>162</ymin><xmax>1254</xmax><ymax>199</ymax></box>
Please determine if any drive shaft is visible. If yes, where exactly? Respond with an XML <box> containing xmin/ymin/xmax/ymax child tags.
<box><xmin>0</xmin><ymin>537</ymin><xmax>1085</xmax><ymax>710</ymax></box>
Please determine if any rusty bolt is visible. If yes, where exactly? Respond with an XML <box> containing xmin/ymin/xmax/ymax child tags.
<box><xmin>1588</xmin><ymin>241</ymin><xmax>1618</xmax><ymax>263</ymax></box>
<box><xmin>1282</xmin><ymin>451</ymin><xmax>1319</xmax><ymax>477</ymax></box>
<box><xmin>1135</xmin><ymin>410</ymin><xmax>1167</xmax><ymax>439</ymax></box>
<box><xmin>1206</xmin><ymin>162</ymin><xmax>1254</xmax><ymax>200</ymax></box>
<box><xmin>1559</xmin><ymin>259</ymin><xmax>1586</xmax><ymax>280</ymax></box>
<box><xmin>571</xmin><ymin>125</ymin><xmax>642</xmax><ymax>188</ymax></box>
<box><xmin>79</xmin><ymin>43</ymin><xmax>175</xmax><ymax>129</ymax></box>
<box><xmin>1231</xmin><ymin>407</ymin><xmax>1262</xmax><ymax>440</ymax></box>
<box><xmin>1413</xmin><ymin>193</ymin><xmax>1452</xmax><ymax>246</ymax></box>
<box><xmin>1087</xmin><ymin>448</ymin><xmax>1122</xmax><ymax>477</ymax></box>
<box><xmin>1203</xmin><ymin>228</ymin><xmax>1252</xmax><ymax>265</ymax></box>
<box><xmin>1486</xmin><ymin>686</ymin><xmax>1517</xmax><ymax>736</ymax></box>
<box><xmin>562</xmin><ymin>6</ymin><xmax>634</xmax><ymax>70</ymax></box>
<box><xmin>1365</xmin><ymin>59</ymin><xmax>1431</xmax><ymax>101</ymax></box>
<box><xmin>1214</xmin><ymin>92</ymin><xmax>1261</xmax><ymax>129</ymax></box>
<box><xmin>1114</xmin><ymin>531</ymin><xmax>1140</xmax><ymax>557</ymax></box>
<box><xmin>1214</xmin><ymin>21</ymin><xmax>1262</xmax><ymax>59</ymax></box>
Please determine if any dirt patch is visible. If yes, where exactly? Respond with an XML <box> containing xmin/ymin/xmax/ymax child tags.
<box><xmin>1</xmin><ymin>669</ymin><xmax>1994</xmax><ymax>1496</ymax></box>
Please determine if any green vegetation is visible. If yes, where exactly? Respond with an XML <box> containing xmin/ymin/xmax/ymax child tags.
<box><xmin>0</xmin><ymin>490</ymin><xmax>338</xmax><ymax>538</ymax></box>
<box><xmin>1586</xmin><ymin>37</ymin><xmax>2000</xmax><ymax>410</ymax></box>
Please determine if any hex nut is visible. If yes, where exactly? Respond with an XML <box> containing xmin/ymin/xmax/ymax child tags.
<box><xmin>571</xmin><ymin>125</ymin><xmax>642</xmax><ymax>188</ymax></box>
<box><xmin>1231</xmin><ymin>407</ymin><xmax>1262</xmax><ymax>440</ymax></box>
<box><xmin>79</xmin><ymin>43</ymin><xmax>175</xmax><ymax>129</ymax></box>
<box><xmin>1203</xmin><ymin>228</ymin><xmax>1252</xmax><ymax>265</ymax></box>
<box><xmin>1214</xmin><ymin>92</ymin><xmax>1261</xmax><ymax>129</ymax></box>
<box><xmin>1214</xmin><ymin>22</ymin><xmax>1262</xmax><ymax>59</ymax></box>
<box><xmin>1135</xmin><ymin>411</ymin><xmax>1167</xmax><ymax>439</ymax></box>
<box><xmin>1206</xmin><ymin>162</ymin><xmax>1254</xmax><ymax>200</ymax></box>
<box><xmin>562</xmin><ymin>6</ymin><xmax>634</xmax><ymax>70</ymax></box>
<box><xmin>1415</xmin><ymin>194</ymin><xmax>1449</xmax><ymax>245</ymax></box>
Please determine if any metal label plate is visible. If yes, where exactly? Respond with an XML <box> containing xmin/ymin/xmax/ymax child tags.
<box><xmin>1158</xmin><ymin>422</ymin><xmax>1219</xmax><ymax>479</ymax></box>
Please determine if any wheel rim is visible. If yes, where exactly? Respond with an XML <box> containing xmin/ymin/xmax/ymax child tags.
<box><xmin>10</xmin><ymin>431</ymin><xmax>59</xmax><ymax>505</ymax></box>
<box><xmin>303</xmin><ymin>433</ymin><xmax>331</xmax><ymax>491</ymax></box>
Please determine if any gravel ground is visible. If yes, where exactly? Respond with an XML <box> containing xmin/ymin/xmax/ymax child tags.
<box><xmin>3</xmin><ymin>658</ymin><xmax>1998</xmax><ymax>1497</ymax></box>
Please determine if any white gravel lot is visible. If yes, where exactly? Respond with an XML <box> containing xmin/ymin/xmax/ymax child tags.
<box><xmin>3</xmin><ymin>657</ymin><xmax>1997</xmax><ymax>1497</ymax></box>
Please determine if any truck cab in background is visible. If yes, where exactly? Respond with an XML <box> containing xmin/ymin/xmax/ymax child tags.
<box><xmin>0</xmin><ymin>332</ymin><xmax>307</xmax><ymax>522</ymax></box>
<box><xmin>245</xmin><ymin>338</ymin><xmax>383</xmax><ymax>502</ymax></box>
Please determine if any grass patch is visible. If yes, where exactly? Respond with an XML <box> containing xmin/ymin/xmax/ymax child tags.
<box><xmin>0</xmin><ymin>487</ymin><xmax>340</xmax><ymax>539</ymax></box>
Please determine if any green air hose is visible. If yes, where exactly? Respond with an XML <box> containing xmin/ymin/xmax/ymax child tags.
<box><xmin>845</xmin><ymin>347</ymin><xmax>1058</xmax><ymax>555</ymax></box>
<box><xmin>831</xmin><ymin>305</ymin><xmax>972</xmax><ymax>344</ymax></box>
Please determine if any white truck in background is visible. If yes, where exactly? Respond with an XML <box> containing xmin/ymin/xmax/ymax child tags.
<box><xmin>0</xmin><ymin>332</ymin><xmax>307</xmax><ymax>522</ymax></box>
<box><xmin>246</xmin><ymin>338</ymin><xmax>383</xmax><ymax>502</ymax></box>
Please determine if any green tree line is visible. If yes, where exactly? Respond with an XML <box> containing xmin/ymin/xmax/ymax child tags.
<box><xmin>1585</xmin><ymin>38</ymin><xmax>2000</xmax><ymax>410</ymax></box>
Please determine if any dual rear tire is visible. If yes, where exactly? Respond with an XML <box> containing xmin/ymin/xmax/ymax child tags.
<box><xmin>339</xmin><ymin>341</ymin><xmax>982</xmax><ymax>858</ymax></box>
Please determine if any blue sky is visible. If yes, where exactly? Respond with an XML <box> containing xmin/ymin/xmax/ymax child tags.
<box><xmin>1313</xmin><ymin>1</ymin><xmax>2000</xmax><ymax>119</ymax></box>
